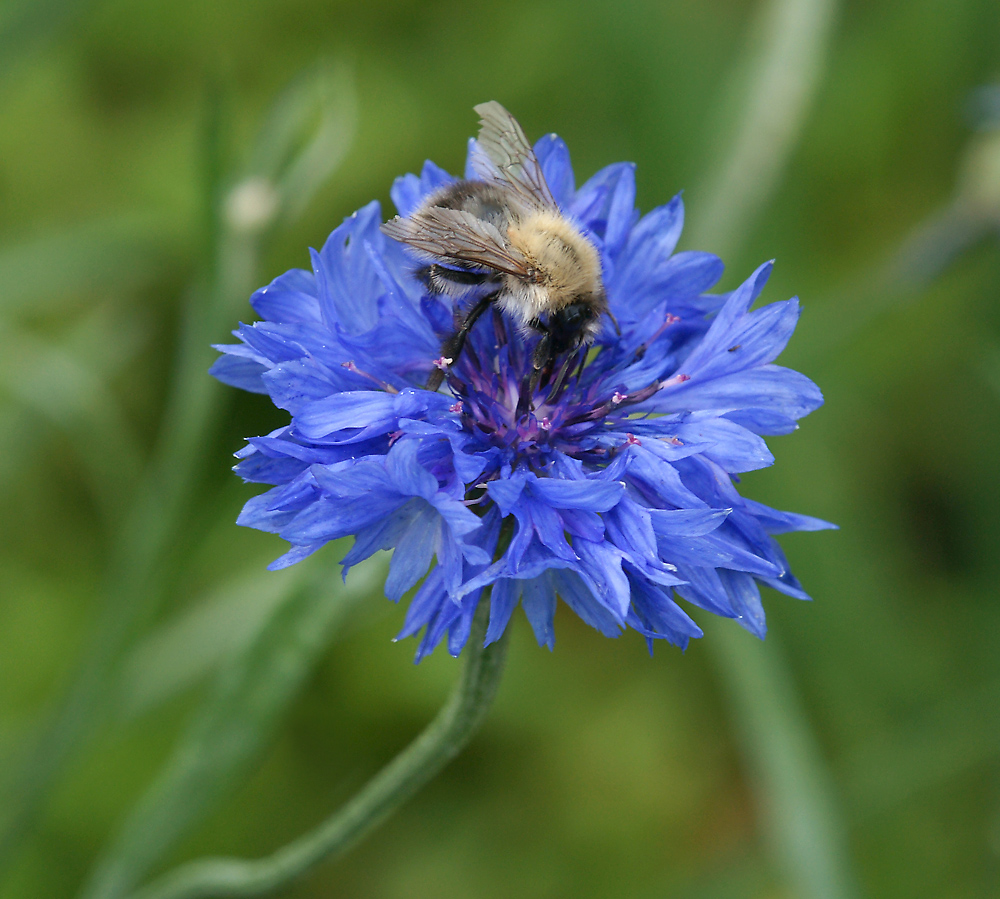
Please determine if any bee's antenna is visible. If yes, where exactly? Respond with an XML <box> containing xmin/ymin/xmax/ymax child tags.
<box><xmin>606</xmin><ymin>309</ymin><xmax>621</xmax><ymax>336</ymax></box>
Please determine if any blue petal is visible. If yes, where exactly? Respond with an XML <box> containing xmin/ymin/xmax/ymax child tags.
<box><xmin>723</xmin><ymin>408</ymin><xmax>801</xmax><ymax>436</ymax></box>
<box><xmin>385</xmin><ymin>438</ymin><xmax>440</xmax><ymax>500</ymax></box>
<box><xmin>249</xmin><ymin>268</ymin><xmax>321</xmax><ymax>323</ymax></box>
<box><xmin>718</xmin><ymin>569</ymin><xmax>767</xmax><ymax>638</ymax></box>
<box><xmin>648</xmin><ymin>365</ymin><xmax>824</xmax><ymax>420</ymax></box>
<box><xmin>486</xmin><ymin>469</ymin><xmax>528</xmax><ymax>514</ymax></box>
<box><xmin>523</xmin><ymin>501</ymin><xmax>575</xmax><ymax>561</ymax></box>
<box><xmin>267</xmin><ymin>541</ymin><xmax>325</xmax><ymax>571</ymax></box>
<box><xmin>575</xmin><ymin>538</ymin><xmax>631</xmax><ymax>618</ymax></box>
<box><xmin>625</xmin><ymin>446</ymin><xmax>706</xmax><ymax>509</ymax></box>
<box><xmin>279</xmin><ymin>493</ymin><xmax>407</xmax><ymax>544</ymax></box>
<box><xmin>529</xmin><ymin>476</ymin><xmax>624</xmax><ymax>511</ymax></box>
<box><xmin>296</xmin><ymin>389</ymin><xmax>440</xmax><ymax>442</ymax></box>
<box><xmin>263</xmin><ymin>358</ymin><xmax>353</xmax><ymax>415</ymax></box>
<box><xmin>651</xmin><ymin>251</ymin><xmax>725</xmax><ymax>303</ymax></box>
<box><xmin>626</xmin><ymin>574</ymin><xmax>703</xmax><ymax>647</ymax></box>
<box><xmin>571</xmin><ymin>162</ymin><xmax>637</xmax><ymax>258</ymax></box>
<box><xmin>237</xmin><ymin>488</ymin><xmax>306</xmax><ymax>534</ymax></box>
<box><xmin>416</xmin><ymin>600</ymin><xmax>465</xmax><ymax>661</ymax></box>
<box><xmin>742</xmin><ymin>498</ymin><xmax>838</xmax><ymax>534</ymax></box>
<box><xmin>647</xmin><ymin>507</ymin><xmax>730</xmax><ymax>537</ymax></box>
<box><xmin>233</xmin><ymin>321</ymin><xmax>318</xmax><ymax>366</ymax></box>
<box><xmin>209</xmin><ymin>354</ymin><xmax>269</xmax><ymax>394</ymax></box>
<box><xmin>341</xmin><ymin>510</ymin><xmax>414</xmax><ymax>572</ymax></box>
<box><xmin>445</xmin><ymin>595</ymin><xmax>479</xmax><ymax>656</ymax></box>
<box><xmin>558</xmin><ymin>507</ymin><xmax>605</xmax><ymax>542</ymax></box>
<box><xmin>602</xmin><ymin>499</ymin><xmax>659</xmax><ymax>564</ymax></box>
<box><xmin>234</xmin><ymin>451</ymin><xmax>309</xmax><ymax>485</ymax></box>
<box><xmin>552</xmin><ymin>569</ymin><xmax>623</xmax><ymax>638</ymax></box>
<box><xmin>390</xmin><ymin>160</ymin><xmax>454</xmax><ymax>216</ymax></box>
<box><xmin>657</xmin><ymin>530</ymin><xmax>780</xmax><ymax>577</ymax></box>
<box><xmin>398</xmin><ymin>566</ymin><xmax>448</xmax><ymax>638</ymax></box>
<box><xmin>534</xmin><ymin>134</ymin><xmax>575</xmax><ymax>207</ymax></box>
<box><xmin>700</xmin><ymin>260</ymin><xmax>774</xmax><ymax>344</ymax></box>
<box><xmin>615</xmin><ymin>194</ymin><xmax>685</xmax><ymax>294</ymax></box>
<box><xmin>521</xmin><ymin>576</ymin><xmax>557</xmax><ymax>649</ymax></box>
<box><xmin>312</xmin><ymin>202</ymin><xmax>384</xmax><ymax>334</ymax></box>
<box><xmin>365</xmin><ymin>241</ymin><xmax>437</xmax><ymax>341</ymax></box>
<box><xmin>386</xmin><ymin>505</ymin><xmax>439</xmax><ymax>600</ymax></box>
<box><xmin>673</xmin><ymin>565</ymin><xmax>736</xmax><ymax>618</ymax></box>
<box><xmin>682</xmin><ymin>297</ymin><xmax>802</xmax><ymax>381</ymax></box>
<box><xmin>485</xmin><ymin>578</ymin><xmax>518</xmax><ymax>645</ymax></box>
<box><xmin>671</xmin><ymin>417</ymin><xmax>775</xmax><ymax>473</ymax></box>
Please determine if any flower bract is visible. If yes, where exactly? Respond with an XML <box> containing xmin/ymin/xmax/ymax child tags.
<box><xmin>212</xmin><ymin>129</ymin><xmax>834</xmax><ymax>660</ymax></box>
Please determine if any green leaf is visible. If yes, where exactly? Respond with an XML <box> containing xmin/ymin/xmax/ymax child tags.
<box><xmin>117</xmin><ymin>569</ymin><xmax>309</xmax><ymax>720</ymax></box>
<box><xmin>0</xmin><ymin>314</ymin><xmax>145</xmax><ymax>523</ymax></box>
<box><xmin>79</xmin><ymin>558</ymin><xmax>382</xmax><ymax>899</ymax></box>
<box><xmin>0</xmin><ymin>216</ymin><xmax>172</xmax><ymax>319</ymax></box>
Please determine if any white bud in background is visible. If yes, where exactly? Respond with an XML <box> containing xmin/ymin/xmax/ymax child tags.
<box><xmin>957</xmin><ymin>129</ymin><xmax>1000</xmax><ymax>224</ymax></box>
<box><xmin>225</xmin><ymin>177</ymin><xmax>280</xmax><ymax>234</ymax></box>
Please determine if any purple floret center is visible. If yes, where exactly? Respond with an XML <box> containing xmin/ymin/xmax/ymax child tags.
<box><xmin>441</xmin><ymin>313</ymin><xmax>664</xmax><ymax>469</ymax></box>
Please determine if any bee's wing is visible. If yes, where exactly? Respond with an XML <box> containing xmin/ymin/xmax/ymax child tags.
<box><xmin>381</xmin><ymin>207</ymin><xmax>531</xmax><ymax>277</ymax></box>
<box><xmin>471</xmin><ymin>101</ymin><xmax>558</xmax><ymax>211</ymax></box>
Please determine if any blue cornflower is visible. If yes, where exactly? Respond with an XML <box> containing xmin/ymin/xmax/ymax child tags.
<box><xmin>212</xmin><ymin>112</ymin><xmax>833</xmax><ymax>661</ymax></box>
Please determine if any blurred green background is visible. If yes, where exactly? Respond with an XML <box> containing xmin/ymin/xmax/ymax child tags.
<box><xmin>1</xmin><ymin>0</ymin><xmax>998</xmax><ymax>896</ymax></box>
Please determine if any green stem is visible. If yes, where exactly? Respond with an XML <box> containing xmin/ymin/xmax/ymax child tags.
<box><xmin>128</xmin><ymin>604</ymin><xmax>508</xmax><ymax>899</ymax></box>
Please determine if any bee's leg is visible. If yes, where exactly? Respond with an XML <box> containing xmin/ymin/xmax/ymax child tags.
<box><xmin>516</xmin><ymin>331</ymin><xmax>553</xmax><ymax>418</ymax></box>
<box><xmin>543</xmin><ymin>349</ymin><xmax>582</xmax><ymax>405</ymax></box>
<box><xmin>427</xmin><ymin>290</ymin><xmax>499</xmax><ymax>391</ymax></box>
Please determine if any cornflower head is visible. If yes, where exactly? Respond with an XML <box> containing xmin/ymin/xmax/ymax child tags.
<box><xmin>212</xmin><ymin>105</ymin><xmax>833</xmax><ymax>661</ymax></box>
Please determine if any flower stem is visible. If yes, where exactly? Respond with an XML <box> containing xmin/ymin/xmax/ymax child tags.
<box><xmin>127</xmin><ymin>603</ymin><xmax>508</xmax><ymax>899</ymax></box>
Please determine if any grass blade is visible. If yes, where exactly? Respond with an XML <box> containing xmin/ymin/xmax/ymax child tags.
<box><xmin>78</xmin><ymin>560</ymin><xmax>379</xmax><ymax>899</ymax></box>
<box><xmin>706</xmin><ymin>622</ymin><xmax>860</xmax><ymax>899</ymax></box>
<box><xmin>690</xmin><ymin>0</ymin><xmax>839</xmax><ymax>259</ymax></box>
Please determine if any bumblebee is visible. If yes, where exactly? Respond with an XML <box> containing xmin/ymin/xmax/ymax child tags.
<box><xmin>381</xmin><ymin>102</ymin><xmax>612</xmax><ymax>396</ymax></box>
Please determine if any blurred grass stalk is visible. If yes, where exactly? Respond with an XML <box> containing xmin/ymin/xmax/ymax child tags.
<box><xmin>0</xmin><ymin>215</ymin><xmax>170</xmax><ymax>520</ymax></box>
<box><xmin>0</xmin><ymin>0</ymin><xmax>94</xmax><ymax>78</ymax></box>
<box><xmin>0</xmin><ymin>60</ymin><xmax>356</xmax><ymax>875</ymax></box>
<box><xmin>691</xmin><ymin>0</ymin><xmax>860</xmax><ymax>897</ymax></box>
<box><xmin>78</xmin><ymin>556</ymin><xmax>380</xmax><ymax>899</ymax></box>
<box><xmin>706</xmin><ymin>622</ymin><xmax>860</xmax><ymax>899</ymax></box>
<box><xmin>690</xmin><ymin>0</ymin><xmax>838</xmax><ymax>261</ymax></box>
